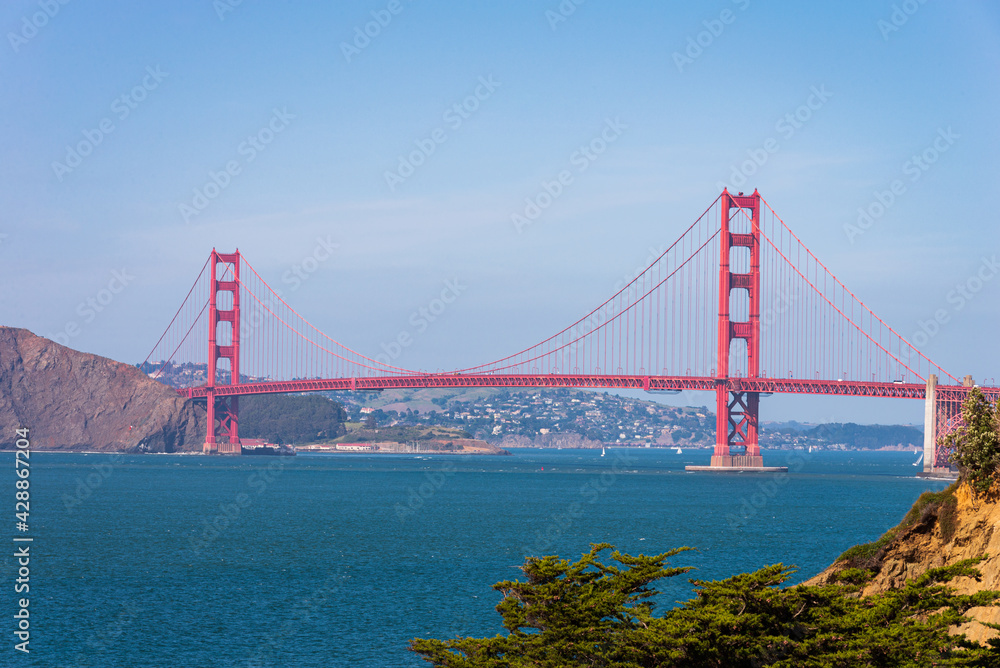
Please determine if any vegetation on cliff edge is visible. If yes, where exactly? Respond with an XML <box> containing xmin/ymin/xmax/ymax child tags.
<box><xmin>411</xmin><ymin>543</ymin><xmax>1000</xmax><ymax>667</ymax></box>
<box><xmin>836</xmin><ymin>387</ymin><xmax>999</xmax><ymax>570</ymax></box>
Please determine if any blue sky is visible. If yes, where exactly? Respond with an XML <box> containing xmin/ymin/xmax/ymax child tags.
<box><xmin>2</xmin><ymin>0</ymin><xmax>998</xmax><ymax>424</ymax></box>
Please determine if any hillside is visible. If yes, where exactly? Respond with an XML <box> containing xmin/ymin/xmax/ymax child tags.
<box><xmin>806</xmin><ymin>481</ymin><xmax>1000</xmax><ymax>643</ymax></box>
<box><xmin>239</xmin><ymin>393</ymin><xmax>347</xmax><ymax>445</ymax></box>
<box><xmin>0</xmin><ymin>327</ymin><xmax>206</xmax><ymax>452</ymax></box>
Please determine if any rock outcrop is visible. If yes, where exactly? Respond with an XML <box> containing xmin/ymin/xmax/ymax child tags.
<box><xmin>807</xmin><ymin>480</ymin><xmax>1000</xmax><ymax>643</ymax></box>
<box><xmin>0</xmin><ymin>327</ymin><xmax>206</xmax><ymax>452</ymax></box>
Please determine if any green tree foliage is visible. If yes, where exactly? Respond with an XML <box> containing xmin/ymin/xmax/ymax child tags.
<box><xmin>411</xmin><ymin>544</ymin><xmax>1000</xmax><ymax>667</ymax></box>
<box><xmin>238</xmin><ymin>393</ymin><xmax>346</xmax><ymax>444</ymax></box>
<box><xmin>942</xmin><ymin>387</ymin><xmax>1000</xmax><ymax>497</ymax></box>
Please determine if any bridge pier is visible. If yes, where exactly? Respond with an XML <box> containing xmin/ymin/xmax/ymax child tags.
<box><xmin>922</xmin><ymin>374</ymin><xmax>937</xmax><ymax>474</ymax></box>
<box><xmin>204</xmin><ymin>388</ymin><xmax>215</xmax><ymax>454</ymax></box>
<box><xmin>203</xmin><ymin>394</ymin><xmax>241</xmax><ymax>454</ymax></box>
<box><xmin>712</xmin><ymin>386</ymin><xmax>763</xmax><ymax>468</ymax></box>
<box><xmin>923</xmin><ymin>375</ymin><xmax>975</xmax><ymax>476</ymax></box>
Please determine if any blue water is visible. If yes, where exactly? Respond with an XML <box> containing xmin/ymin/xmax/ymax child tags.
<box><xmin>5</xmin><ymin>448</ymin><xmax>948</xmax><ymax>667</ymax></box>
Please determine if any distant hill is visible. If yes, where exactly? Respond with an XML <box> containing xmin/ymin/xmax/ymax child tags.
<box><xmin>762</xmin><ymin>421</ymin><xmax>923</xmax><ymax>450</ymax></box>
<box><xmin>239</xmin><ymin>394</ymin><xmax>347</xmax><ymax>445</ymax></box>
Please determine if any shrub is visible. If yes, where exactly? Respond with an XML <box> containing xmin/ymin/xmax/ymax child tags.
<box><xmin>939</xmin><ymin>494</ymin><xmax>959</xmax><ymax>543</ymax></box>
<box><xmin>942</xmin><ymin>387</ymin><xmax>1000</xmax><ymax>497</ymax></box>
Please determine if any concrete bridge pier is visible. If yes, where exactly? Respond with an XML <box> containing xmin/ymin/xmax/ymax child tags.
<box><xmin>924</xmin><ymin>374</ymin><xmax>975</xmax><ymax>476</ymax></box>
<box><xmin>922</xmin><ymin>374</ymin><xmax>937</xmax><ymax>474</ymax></box>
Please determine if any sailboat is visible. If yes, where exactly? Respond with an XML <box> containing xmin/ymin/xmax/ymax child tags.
<box><xmin>674</xmin><ymin>447</ymin><xmax>682</xmax><ymax>454</ymax></box>
<box><xmin>601</xmin><ymin>446</ymin><xmax>606</xmax><ymax>457</ymax></box>
<box><xmin>808</xmin><ymin>446</ymin><xmax>813</xmax><ymax>454</ymax></box>
<box><xmin>913</xmin><ymin>452</ymin><xmax>924</xmax><ymax>466</ymax></box>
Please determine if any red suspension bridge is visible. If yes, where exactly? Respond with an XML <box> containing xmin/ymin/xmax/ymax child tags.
<box><xmin>143</xmin><ymin>190</ymin><xmax>995</xmax><ymax>473</ymax></box>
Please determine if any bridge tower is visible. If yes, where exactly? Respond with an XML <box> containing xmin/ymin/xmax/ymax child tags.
<box><xmin>204</xmin><ymin>249</ymin><xmax>241</xmax><ymax>454</ymax></box>
<box><xmin>713</xmin><ymin>189</ymin><xmax>763</xmax><ymax>467</ymax></box>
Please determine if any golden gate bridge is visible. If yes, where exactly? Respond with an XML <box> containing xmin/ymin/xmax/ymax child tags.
<box><xmin>142</xmin><ymin>190</ymin><xmax>995</xmax><ymax>473</ymax></box>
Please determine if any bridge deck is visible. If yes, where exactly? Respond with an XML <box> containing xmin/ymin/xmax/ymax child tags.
<box><xmin>179</xmin><ymin>375</ymin><xmax>944</xmax><ymax>399</ymax></box>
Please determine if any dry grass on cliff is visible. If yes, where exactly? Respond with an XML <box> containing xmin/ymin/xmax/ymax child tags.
<box><xmin>837</xmin><ymin>481</ymin><xmax>960</xmax><ymax>570</ymax></box>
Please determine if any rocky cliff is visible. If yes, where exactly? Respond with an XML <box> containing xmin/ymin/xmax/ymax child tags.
<box><xmin>0</xmin><ymin>327</ymin><xmax>206</xmax><ymax>452</ymax></box>
<box><xmin>807</xmin><ymin>480</ymin><xmax>1000</xmax><ymax>643</ymax></box>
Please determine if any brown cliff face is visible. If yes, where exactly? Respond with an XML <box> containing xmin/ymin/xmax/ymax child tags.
<box><xmin>807</xmin><ymin>481</ymin><xmax>1000</xmax><ymax>643</ymax></box>
<box><xmin>0</xmin><ymin>327</ymin><xmax>206</xmax><ymax>452</ymax></box>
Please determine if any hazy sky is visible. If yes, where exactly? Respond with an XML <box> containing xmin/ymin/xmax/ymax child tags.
<box><xmin>3</xmin><ymin>0</ymin><xmax>998</xmax><ymax>424</ymax></box>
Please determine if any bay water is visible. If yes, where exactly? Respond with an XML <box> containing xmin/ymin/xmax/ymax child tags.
<box><xmin>6</xmin><ymin>448</ymin><xmax>949</xmax><ymax>667</ymax></box>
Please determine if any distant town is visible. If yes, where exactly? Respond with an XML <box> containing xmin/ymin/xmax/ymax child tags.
<box><xmin>327</xmin><ymin>387</ymin><xmax>712</xmax><ymax>448</ymax></box>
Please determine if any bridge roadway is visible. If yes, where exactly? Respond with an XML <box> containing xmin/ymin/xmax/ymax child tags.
<box><xmin>180</xmin><ymin>375</ymin><xmax>938</xmax><ymax>399</ymax></box>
